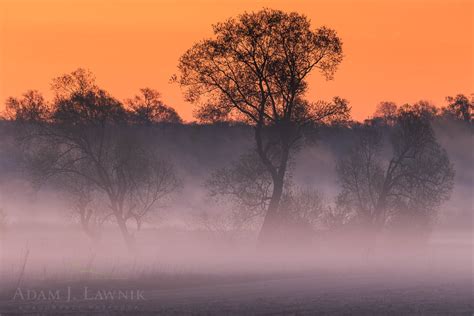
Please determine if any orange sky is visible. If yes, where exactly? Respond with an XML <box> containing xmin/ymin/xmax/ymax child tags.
<box><xmin>0</xmin><ymin>0</ymin><xmax>472</xmax><ymax>121</ymax></box>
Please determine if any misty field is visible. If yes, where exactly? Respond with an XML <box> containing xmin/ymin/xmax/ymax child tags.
<box><xmin>0</xmin><ymin>226</ymin><xmax>472</xmax><ymax>315</ymax></box>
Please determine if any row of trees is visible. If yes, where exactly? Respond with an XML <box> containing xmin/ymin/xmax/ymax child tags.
<box><xmin>4</xmin><ymin>70</ymin><xmax>181</xmax><ymax>249</ymax></box>
<box><xmin>1</xmin><ymin>9</ymin><xmax>467</xmax><ymax>250</ymax></box>
<box><xmin>4</xmin><ymin>70</ymin><xmax>183</xmax><ymax>125</ymax></box>
<box><xmin>205</xmin><ymin>104</ymin><xmax>456</xmax><ymax>246</ymax></box>
<box><xmin>174</xmin><ymin>9</ymin><xmax>463</xmax><ymax>246</ymax></box>
<box><xmin>1</xmin><ymin>82</ymin><xmax>461</xmax><ymax>248</ymax></box>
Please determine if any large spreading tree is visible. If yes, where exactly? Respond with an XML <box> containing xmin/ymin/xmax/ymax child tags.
<box><xmin>9</xmin><ymin>69</ymin><xmax>181</xmax><ymax>249</ymax></box>
<box><xmin>176</xmin><ymin>9</ymin><xmax>349</xmax><ymax>245</ymax></box>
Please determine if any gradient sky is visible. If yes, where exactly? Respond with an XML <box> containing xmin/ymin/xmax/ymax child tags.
<box><xmin>0</xmin><ymin>0</ymin><xmax>472</xmax><ymax>121</ymax></box>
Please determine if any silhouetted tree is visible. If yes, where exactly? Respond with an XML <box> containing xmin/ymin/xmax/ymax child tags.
<box><xmin>373</xmin><ymin>101</ymin><xmax>397</xmax><ymax>125</ymax></box>
<box><xmin>398</xmin><ymin>100</ymin><xmax>438</xmax><ymax>121</ymax></box>
<box><xmin>51</xmin><ymin>68</ymin><xmax>99</xmax><ymax>100</ymax></box>
<box><xmin>281</xmin><ymin>188</ymin><xmax>326</xmax><ymax>228</ymax></box>
<box><xmin>126</xmin><ymin>88</ymin><xmax>182</xmax><ymax>124</ymax></box>
<box><xmin>336</xmin><ymin>106</ymin><xmax>454</xmax><ymax>247</ymax></box>
<box><xmin>176</xmin><ymin>9</ymin><xmax>349</xmax><ymax>245</ymax></box>
<box><xmin>278</xmin><ymin>188</ymin><xmax>328</xmax><ymax>244</ymax></box>
<box><xmin>206</xmin><ymin>152</ymin><xmax>272</xmax><ymax>231</ymax></box>
<box><xmin>442</xmin><ymin>94</ymin><xmax>473</xmax><ymax>122</ymax></box>
<box><xmin>19</xmin><ymin>69</ymin><xmax>180</xmax><ymax>249</ymax></box>
<box><xmin>58</xmin><ymin>173</ymin><xmax>107</xmax><ymax>241</ymax></box>
<box><xmin>206</xmin><ymin>152</ymin><xmax>332</xmax><ymax>243</ymax></box>
<box><xmin>4</xmin><ymin>90</ymin><xmax>50</xmax><ymax>123</ymax></box>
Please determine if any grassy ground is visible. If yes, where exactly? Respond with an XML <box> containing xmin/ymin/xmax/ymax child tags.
<box><xmin>0</xmin><ymin>228</ymin><xmax>471</xmax><ymax>315</ymax></box>
<box><xmin>0</xmin><ymin>265</ymin><xmax>472</xmax><ymax>315</ymax></box>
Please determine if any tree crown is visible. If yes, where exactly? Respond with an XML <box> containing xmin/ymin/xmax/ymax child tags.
<box><xmin>176</xmin><ymin>9</ymin><xmax>345</xmax><ymax>125</ymax></box>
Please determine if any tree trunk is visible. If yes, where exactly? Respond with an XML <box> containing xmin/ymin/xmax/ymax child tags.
<box><xmin>79</xmin><ymin>210</ymin><xmax>100</xmax><ymax>242</ymax></box>
<box><xmin>110</xmin><ymin>199</ymin><xmax>136</xmax><ymax>250</ymax></box>
<box><xmin>254</xmin><ymin>122</ymin><xmax>291</xmax><ymax>249</ymax></box>
<box><xmin>116</xmin><ymin>215</ymin><xmax>135</xmax><ymax>250</ymax></box>
<box><xmin>257</xmin><ymin>175</ymin><xmax>284</xmax><ymax>247</ymax></box>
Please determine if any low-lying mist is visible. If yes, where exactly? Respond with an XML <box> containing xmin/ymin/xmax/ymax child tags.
<box><xmin>0</xmin><ymin>119</ymin><xmax>472</xmax><ymax>284</ymax></box>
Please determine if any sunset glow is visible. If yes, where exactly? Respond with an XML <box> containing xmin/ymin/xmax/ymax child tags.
<box><xmin>1</xmin><ymin>0</ymin><xmax>472</xmax><ymax>121</ymax></box>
